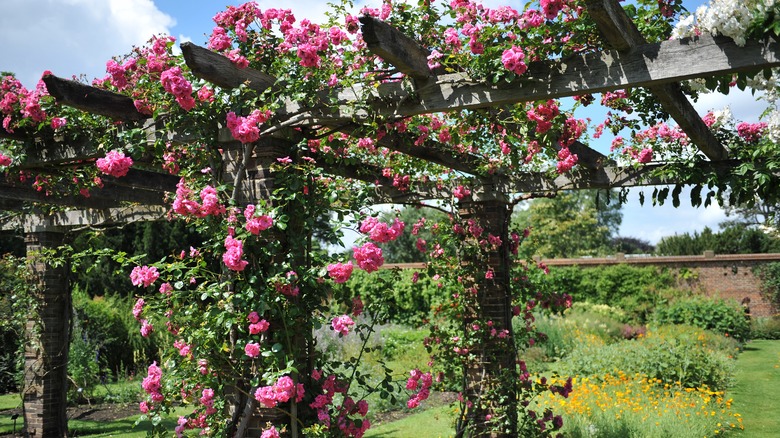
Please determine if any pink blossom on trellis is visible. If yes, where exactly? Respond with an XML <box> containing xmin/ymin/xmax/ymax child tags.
<box><xmin>249</xmin><ymin>319</ymin><xmax>270</xmax><ymax>335</ymax></box>
<box><xmin>96</xmin><ymin>150</ymin><xmax>133</xmax><ymax>178</ymax></box>
<box><xmin>244</xmin><ymin>205</ymin><xmax>274</xmax><ymax>234</ymax></box>
<box><xmin>198</xmin><ymin>359</ymin><xmax>209</xmax><ymax>375</ymax></box>
<box><xmin>261</xmin><ymin>426</ymin><xmax>281</xmax><ymax>438</ymax></box>
<box><xmin>160</xmin><ymin>67</ymin><xmax>195</xmax><ymax>111</ymax></box>
<box><xmin>200</xmin><ymin>388</ymin><xmax>218</xmax><ymax>415</ymax></box>
<box><xmin>359</xmin><ymin>217</ymin><xmax>405</xmax><ymax>243</ymax></box>
<box><xmin>142</xmin><ymin>361</ymin><xmax>164</xmax><ymax>402</ymax></box>
<box><xmin>736</xmin><ymin>121</ymin><xmax>767</xmax><ymax>143</ymax></box>
<box><xmin>159</xmin><ymin>282</ymin><xmax>173</xmax><ymax>296</ymax></box>
<box><xmin>327</xmin><ymin>261</ymin><xmax>354</xmax><ymax>283</ymax></box>
<box><xmin>540</xmin><ymin>0</ymin><xmax>565</xmax><ymax>19</ymax></box>
<box><xmin>130</xmin><ymin>265</ymin><xmax>159</xmax><ymax>287</ymax></box>
<box><xmin>50</xmin><ymin>117</ymin><xmax>67</xmax><ymax>130</ymax></box>
<box><xmin>199</xmin><ymin>185</ymin><xmax>225</xmax><ymax>216</ymax></box>
<box><xmin>353</xmin><ymin>242</ymin><xmax>384</xmax><ymax>272</ymax></box>
<box><xmin>226</xmin><ymin>109</ymin><xmax>272</xmax><ymax>144</ymax></box>
<box><xmin>636</xmin><ymin>148</ymin><xmax>653</xmax><ymax>163</ymax></box>
<box><xmin>208</xmin><ymin>26</ymin><xmax>232</xmax><ymax>51</ymax></box>
<box><xmin>352</xmin><ymin>296</ymin><xmax>364</xmax><ymax>317</ymax></box>
<box><xmin>254</xmin><ymin>375</ymin><xmax>305</xmax><ymax>408</ymax></box>
<box><xmin>223</xmin><ymin>235</ymin><xmax>249</xmax><ymax>271</ymax></box>
<box><xmin>174</xmin><ymin>339</ymin><xmax>192</xmax><ymax>358</ymax></box>
<box><xmin>406</xmin><ymin>369</ymin><xmax>433</xmax><ymax>408</ymax></box>
<box><xmin>453</xmin><ymin>185</ymin><xmax>471</xmax><ymax>200</ymax></box>
<box><xmin>556</xmin><ymin>147</ymin><xmax>578</xmax><ymax>173</ymax></box>
<box><xmin>244</xmin><ymin>342</ymin><xmax>261</xmax><ymax>358</ymax></box>
<box><xmin>197</xmin><ymin>86</ymin><xmax>215</xmax><ymax>102</ymax></box>
<box><xmin>501</xmin><ymin>46</ymin><xmax>528</xmax><ymax>76</ymax></box>
<box><xmin>332</xmin><ymin>314</ymin><xmax>355</xmax><ymax>336</ymax></box>
<box><xmin>132</xmin><ymin>298</ymin><xmax>145</xmax><ymax>320</ymax></box>
<box><xmin>274</xmin><ymin>271</ymin><xmax>300</xmax><ymax>297</ymax></box>
<box><xmin>140</xmin><ymin>320</ymin><xmax>154</xmax><ymax>337</ymax></box>
<box><xmin>527</xmin><ymin>100</ymin><xmax>559</xmax><ymax>134</ymax></box>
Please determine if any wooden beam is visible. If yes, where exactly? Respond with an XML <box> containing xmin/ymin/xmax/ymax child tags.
<box><xmin>585</xmin><ymin>0</ymin><xmax>729</xmax><ymax>160</ymax></box>
<box><xmin>0</xmin><ymin>181</ymin><xmax>166</xmax><ymax>209</ymax></box>
<box><xmin>42</xmin><ymin>74</ymin><xmax>147</xmax><ymax>122</ymax></box>
<box><xmin>181</xmin><ymin>42</ymin><xmax>277</xmax><ymax>92</ymax></box>
<box><xmin>359</xmin><ymin>16</ymin><xmax>432</xmax><ymax>81</ymax></box>
<box><xmin>0</xmin><ymin>206</ymin><xmax>168</xmax><ymax>231</ymax></box>
<box><xmin>279</xmin><ymin>34</ymin><xmax>780</xmax><ymax>126</ymax></box>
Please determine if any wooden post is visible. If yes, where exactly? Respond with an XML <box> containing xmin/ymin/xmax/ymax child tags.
<box><xmin>458</xmin><ymin>186</ymin><xmax>517</xmax><ymax>437</ymax></box>
<box><xmin>22</xmin><ymin>222</ymin><xmax>70</xmax><ymax>438</ymax></box>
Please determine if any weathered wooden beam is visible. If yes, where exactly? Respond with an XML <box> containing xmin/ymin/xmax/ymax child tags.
<box><xmin>42</xmin><ymin>74</ymin><xmax>147</xmax><ymax>122</ymax></box>
<box><xmin>567</xmin><ymin>141</ymin><xmax>612</xmax><ymax>169</ymax></box>
<box><xmin>585</xmin><ymin>0</ymin><xmax>729</xmax><ymax>160</ymax></box>
<box><xmin>0</xmin><ymin>205</ymin><xmax>168</xmax><ymax>231</ymax></box>
<box><xmin>104</xmin><ymin>168</ymin><xmax>179</xmax><ymax>192</ymax></box>
<box><xmin>181</xmin><ymin>42</ymin><xmax>277</xmax><ymax>92</ymax></box>
<box><xmin>280</xmin><ymin>34</ymin><xmax>780</xmax><ymax>126</ymax></box>
<box><xmin>359</xmin><ymin>16</ymin><xmax>432</xmax><ymax>81</ymax></box>
<box><xmin>0</xmin><ymin>180</ymin><xmax>167</xmax><ymax>210</ymax></box>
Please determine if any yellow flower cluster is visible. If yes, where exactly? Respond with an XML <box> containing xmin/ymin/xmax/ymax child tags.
<box><xmin>536</xmin><ymin>372</ymin><xmax>743</xmax><ymax>437</ymax></box>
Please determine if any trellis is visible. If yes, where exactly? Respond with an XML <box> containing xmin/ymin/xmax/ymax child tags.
<box><xmin>1</xmin><ymin>0</ymin><xmax>779</xmax><ymax>436</ymax></box>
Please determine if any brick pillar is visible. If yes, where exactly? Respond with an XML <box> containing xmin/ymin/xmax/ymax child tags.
<box><xmin>23</xmin><ymin>226</ymin><xmax>69</xmax><ymax>438</ymax></box>
<box><xmin>459</xmin><ymin>191</ymin><xmax>517</xmax><ymax>437</ymax></box>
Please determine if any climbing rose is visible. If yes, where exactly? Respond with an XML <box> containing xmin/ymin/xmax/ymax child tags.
<box><xmin>50</xmin><ymin>117</ymin><xmax>67</xmax><ymax>130</ymax></box>
<box><xmin>96</xmin><ymin>150</ymin><xmax>133</xmax><ymax>178</ymax></box>
<box><xmin>353</xmin><ymin>242</ymin><xmax>384</xmax><ymax>273</ymax></box>
<box><xmin>327</xmin><ymin>261</ymin><xmax>354</xmax><ymax>283</ymax></box>
<box><xmin>140</xmin><ymin>320</ymin><xmax>153</xmax><ymax>337</ymax></box>
<box><xmin>223</xmin><ymin>235</ymin><xmax>249</xmax><ymax>271</ymax></box>
<box><xmin>160</xmin><ymin>66</ymin><xmax>195</xmax><ymax>111</ymax></box>
<box><xmin>0</xmin><ymin>153</ymin><xmax>11</xmax><ymax>166</ymax></box>
<box><xmin>245</xmin><ymin>342</ymin><xmax>261</xmax><ymax>358</ymax></box>
<box><xmin>226</xmin><ymin>110</ymin><xmax>272</xmax><ymax>144</ymax></box>
<box><xmin>261</xmin><ymin>427</ymin><xmax>281</xmax><ymax>438</ymax></box>
<box><xmin>249</xmin><ymin>319</ymin><xmax>270</xmax><ymax>334</ymax></box>
<box><xmin>359</xmin><ymin>217</ymin><xmax>405</xmax><ymax>243</ymax></box>
<box><xmin>501</xmin><ymin>46</ymin><xmax>527</xmax><ymax>76</ymax></box>
<box><xmin>130</xmin><ymin>265</ymin><xmax>159</xmax><ymax>287</ymax></box>
<box><xmin>332</xmin><ymin>314</ymin><xmax>355</xmax><ymax>336</ymax></box>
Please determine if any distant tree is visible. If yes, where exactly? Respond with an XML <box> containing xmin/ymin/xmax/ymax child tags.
<box><xmin>721</xmin><ymin>196</ymin><xmax>780</xmax><ymax>231</ymax></box>
<box><xmin>513</xmin><ymin>190</ymin><xmax>623</xmax><ymax>258</ymax></box>
<box><xmin>655</xmin><ymin>225</ymin><xmax>780</xmax><ymax>255</ymax></box>
<box><xmin>379</xmin><ymin>205</ymin><xmax>451</xmax><ymax>263</ymax></box>
<box><xmin>611</xmin><ymin>236</ymin><xmax>655</xmax><ymax>254</ymax></box>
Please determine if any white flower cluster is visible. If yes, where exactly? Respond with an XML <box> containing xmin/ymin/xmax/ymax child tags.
<box><xmin>672</xmin><ymin>0</ymin><xmax>778</xmax><ymax>46</ymax></box>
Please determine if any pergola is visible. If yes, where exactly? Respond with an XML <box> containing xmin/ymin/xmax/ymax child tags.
<box><xmin>2</xmin><ymin>0</ymin><xmax>778</xmax><ymax>436</ymax></box>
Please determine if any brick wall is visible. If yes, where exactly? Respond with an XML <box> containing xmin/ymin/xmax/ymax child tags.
<box><xmin>539</xmin><ymin>252</ymin><xmax>780</xmax><ymax>318</ymax></box>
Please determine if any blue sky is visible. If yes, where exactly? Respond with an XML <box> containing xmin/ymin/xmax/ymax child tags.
<box><xmin>0</xmin><ymin>0</ymin><xmax>764</xmax><ymax>245</ymax></box>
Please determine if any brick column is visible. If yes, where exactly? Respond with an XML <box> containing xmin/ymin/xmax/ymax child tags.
<box><xmin>23</xmin><ymin>226</ymin><xmax>70</xmax><ymax>438</ymax></box>
<box><xmin>459</xmin><ymin>190</ymin><xmax>517</xmax><ymax>437</ymax></box>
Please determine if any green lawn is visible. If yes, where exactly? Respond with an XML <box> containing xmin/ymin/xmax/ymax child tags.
<box><xmin>730</xmin><ymin>339</ymin><xmax>780</xmax><ymax>437</ymax></box>
<box><xmin>365</xmin><ymin>404</ymin><xmax>454</xmax><ymax>438</ymax></box>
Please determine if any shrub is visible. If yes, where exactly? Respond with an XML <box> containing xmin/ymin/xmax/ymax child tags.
<box><xmin>524</xmin><ymin>264</ymin><xmax>679</xmax><ymax>323</ymax></box>
<box><xmin>559</xmin><ymin>325</ymin><xmax>737</xmax><ymax>390</ymax></box>
<box><xmin>751</xmin><ymin>316</ymin><xmax>780</xmax><ymax>340</ymax></box>
<box><xmin>754</xmin><ymin>261</ymin><xmax>780</xmax><ymax>309</ymax></box>
<box><xmin>653</xmin><ymin>296</ymin><xmax>751</xmax><ymax>342</ymax></box>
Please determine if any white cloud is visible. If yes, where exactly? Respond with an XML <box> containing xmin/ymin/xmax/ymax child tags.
<box><xmin>690</xmin><ymin>87</ymin><xmax>767</xmax><ymax>122</ymax></box>
<box><xmin>0</xmin><ymin>0</ymin><xmax>174</xmax><ymax>88</ymax></box>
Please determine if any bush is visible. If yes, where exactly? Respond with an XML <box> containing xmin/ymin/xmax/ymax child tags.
<box><xmin>525</xmin><ymin>264</ymin><xmax>680</xmax><ymax>323</ymax></box>
<box><xmin>751</xmin><ymin>316</ymin><xmax>780</xmax><ymax>340</ymax></box>
<box><xmin>653</xmin><ymin>296</ymin><xmax>751</xmax><ymax>342</ymax></box>
<box><xmin>754</xmin><ymin>261</ymin><xmax>780</xmax><ymax>309</ymax></box>
<box><xmin>559</xmin><ymin>325</ymin><xmax>738</xmax><ymax>390</ymax></box>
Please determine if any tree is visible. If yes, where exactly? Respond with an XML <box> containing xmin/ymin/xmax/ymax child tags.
<box><xmin>514</xmin><ymin>190</ymin><xmax>623</xmax><ymax>258</ymax></box>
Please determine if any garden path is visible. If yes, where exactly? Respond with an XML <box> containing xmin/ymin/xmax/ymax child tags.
<box><xmin>730</xmin><ymin>340</ymin><xmax>780</xmax><ymax>437</ymax></box>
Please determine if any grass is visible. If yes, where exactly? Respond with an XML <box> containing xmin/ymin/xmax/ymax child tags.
<box><xmin>365</xmin><ymin>404</ymin><xmax>454</xmax><ymax>438</ymax></box>
<box><xmin>730</xmin><ymin>339</ymin><xmax>780</xmax><ymax>437</ymax></box>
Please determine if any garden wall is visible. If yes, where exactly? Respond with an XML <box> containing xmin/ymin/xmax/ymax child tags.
<box><xmin>537</xmin><ymin>252</ymin><xmax>780</xmax><ymax>318</ymax></box>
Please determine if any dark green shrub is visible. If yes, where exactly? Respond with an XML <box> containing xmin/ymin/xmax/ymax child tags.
<box><xmin>653</xmin><ymin>296</ymin><xmax>751</xmax><ymax>342</ymax></box>
<box><xmin>0</xmin><ymin>255</ymin><xmax>32</xmax><ymax>394</ymax></box>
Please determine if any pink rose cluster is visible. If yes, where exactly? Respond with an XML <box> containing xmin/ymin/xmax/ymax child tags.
<box><xmin>0</xmin><ymin>153</ymin><xmax>11</xmax><ymax>167</ymax></box>
<box><xmin>199</xmin><ymin>388</ymin><xmax>218</xmax><ymax>416</ymax></box>
<box><xmin>141</xmin><ymin>361</ymin><xmax>164</xmax><ymax>403</ymax></box>
<box><xmin>132</xmin><ymin>298</ymin><xmax>154</xmax><ymax>338</ymax></box>
<box><xmin>527</xmin><ymin>100</ymin><xmax>560</xmax><ymax>134</ymax></box>
<box><xmin>130</xmin><ymin>265</ymin><xmax>159</xmax><ymax>287</ymax></box>
<box><xmin>96</xmin><ymin>150</ymin><xmax>133</xmax><ymax>178</ymax></box>
<box><xmin>359</xmin><ymin>217</ymin><xmax>405</xmax><ymax>243</ymax></box>
<box><xmin>309</xmin><ymin>370</ymin><xmax>370</xmax><ymax>436</ymax></box>
<box><xmin>352</xmin><ymin>242</ymin><xmax>384</xmax><ymax>273</ymax></box>
<box><xmin>172</xmin><ymin>179</ymin><xmax>226</xmax><ymax>218</ymax></box>
<box><xmin>327</xmin><ymin>261</ymin><xmax>353</xmax><ymax>283</ymax></box>
<box><xmin>736</xmin><ymin>121</ymin><xmax>767</xmax><ymax>143</ymax></box>
<box><xmin>243</xmin><ymin>204</ymin><xmax>273</xmax><ymax>235</ymax></box>
<box><xmin>406</xmin><ymin>369</ymin><xmax>433</xmax><ymax>408</ymax></box>
<box><xmin>254</xmin><ymin>375</ymin><xmax>305</xmax><ymax>408</ymax></box>
<box><xmin>223</xmin><ymin>235</ymin><xmax>249</xmax><ymax>271</ymax></box>
<box><xmin>331</xmin><ymin>314</ymin><xmax>355</xmax><ymax>336</ymax></box>
<box><xmin>556</xmin><ymin>147</ymin><xmax>579</xmax><ymax>173</ymax></box>
<box><xmin>247</xmin><ymin>311</ymin><xmax>270</xmax><ymax>334</ymax></box>
<box><xmin>226</xmin><ymin>109</ymin><xmax>272</xmax><ymax>144</ymax></box>
<box><xmin>160</xmin><ymin>66</ymin><xmax>195</xmax><ymax>111</ymax></box>
<box><xmin>501</xmin><ymin>46</ymin><xmax>527</xmax><ymax>76</ymax></box>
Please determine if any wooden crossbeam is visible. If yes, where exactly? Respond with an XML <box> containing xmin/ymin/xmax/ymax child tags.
<box><xmin>359</xmin><ymin>16</ymin><xmax>432</xmax><ymax>81</ymax></box>
<box><xmin>585</xmin><ymin>0</ymin><xmax>729</xmax><ymax>160</ymax></box>
<box><xmin>0</xmin><ymin>206</ymin><xmax>168</xmax><ymax>231</ymax></box>
<box><xmin>181</xmin><ymin>42</ymin><xmax>277</xmax><ymax>92</ymax></box>
<box><xmin>42</xmin><ymin>75</ymin><xmax>147</xmax><ymax>122</ymax></box>
<box><xmin>0</xmin><ymin>181</ymin><xmax>166</xmax><ymax>209</ymax></box>
<box><xmin>277</xmin><ymin>34</ymin><xmax>780</xmax><ymax>126</ymax></box>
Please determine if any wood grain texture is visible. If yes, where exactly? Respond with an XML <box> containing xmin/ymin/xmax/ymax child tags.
<box><xmin>42</xmin><ymin>74</ymin><xmax>147</xmax><ymax>121</ymax></box>
<box><xmin>360</xmin><ymin>16</ymin><xmax>432</xmax><ymax>81</ymax></box>
<box><xmin>181</xmin><ymin>42</ymin><xmax>276</xmax><ymax>92</ymax></box>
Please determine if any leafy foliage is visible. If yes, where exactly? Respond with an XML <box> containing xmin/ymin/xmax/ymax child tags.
<box><xmin>656</xmin><ymin>225</ymin><xmax>780</xmax><ymax>256</ymax></box>
<box><xmin>653</xmin><ymin>296</ymin><xmax>751</xmax><ymax>342</ymax></box>
<box><xmin>753</xmin><ymin>261</ymin><xmax>780</xmax><ymax>309</ymax></box>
